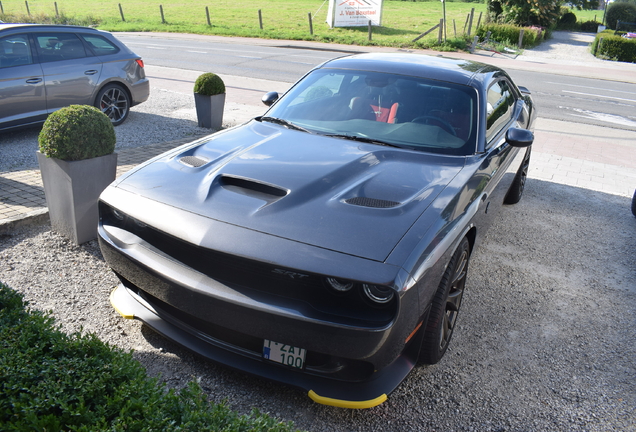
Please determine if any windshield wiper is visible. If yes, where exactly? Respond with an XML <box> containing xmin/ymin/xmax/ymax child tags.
<box><xmin>258</xmin><ymin>116</ymin><xmax>312</xmax><ymax>134</ymax></box>
<box><xmin>323</xmin><ymin>133</ymin><xmax>402</xmax><ymax>149</ymax></box>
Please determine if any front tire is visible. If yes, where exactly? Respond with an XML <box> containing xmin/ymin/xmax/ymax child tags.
<box><xmin>96</xmin><ymin>84</ymin><xmax>131</xmax><ymax>126</ymax></box>
<box><xmin>632</xmin><ymin>189</ymin><xmax>636</xmax><ymax>217</ymax></box>
<box><xmin>419</xmin><ymin>237</ymin><xmax>471</xmax><ymax>364</ymax></box>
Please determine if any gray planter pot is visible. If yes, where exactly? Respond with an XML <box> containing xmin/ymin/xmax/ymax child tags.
<box><xmin>194</xmin><ymin>92</ymin><xmax>226</xmax><ymax>129</ymax></box>
<box><xmin>37</xmin><ymin>151</ymin><xmax>117</xmax><ymax>245</ymax></box>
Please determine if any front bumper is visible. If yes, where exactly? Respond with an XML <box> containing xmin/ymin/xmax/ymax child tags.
<box><xmin>110</xmin><ymin>283</ymin><xmax>423</xmax><ymax>408</ymax></box>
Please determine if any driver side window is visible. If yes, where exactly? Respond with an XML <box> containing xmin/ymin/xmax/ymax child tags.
<box><xmin>486</xmin><ymin>80</ymin><xmax>516</xmax><ymax>145</ymax></box>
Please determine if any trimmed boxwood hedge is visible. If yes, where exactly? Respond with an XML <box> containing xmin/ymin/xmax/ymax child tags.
<box><xmin>194</xmin><ymin>73</ymin><xmax>226</xmax><ymax>96</ymax></box>
<box><xmin>0</xmin><ymin>282</ymin><xmax>299</xmax><ymax>432</ymax></box>
<box><xmin>592</xmin><ymin>31</ymin><xmax>636</xmax><ymax>63</ymax></box>
<box><xmin>38</xmin><ymin>105</ymin><xmax>116</xmax><ymax>161</ymax></box>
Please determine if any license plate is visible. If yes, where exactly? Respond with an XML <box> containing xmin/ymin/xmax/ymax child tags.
<box><xmin>263</xmin><ymin>340</ymin><xmax>306</xmax><ymax>369</ymax></box>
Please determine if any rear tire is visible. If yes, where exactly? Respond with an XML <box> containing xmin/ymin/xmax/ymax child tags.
<box><xmin>504</xmin><ymin>148</ymin><xmax>531</xmax><ymax>205</ymax></box>
<box><xmin>95</xmin><ymin>84</ymin><xmax>130</xmax><ymax>126</ymax></box>
<box><xmin>419</xmin><ymin>237</ymin><xmax>471</xmax><ymax>364</ymax></box>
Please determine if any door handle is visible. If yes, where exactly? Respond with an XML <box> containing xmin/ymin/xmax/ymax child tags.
<box><xmin>85</xmin><ymin>70</ymin><xmax>98</xmax><ymax>75</ymax></box>
<box><xmin>26</xmin><ymin>78</ymin><xmax>43</xmax><ymax>84</ymax></box>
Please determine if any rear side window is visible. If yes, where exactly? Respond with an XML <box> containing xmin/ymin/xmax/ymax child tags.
<box><xmin>34</xmin><ymin>33</ymin><xmax>87</xmax><ymax>63</ymax></box>
<box><xmin>0</xmin><ymin>35</ymin><xmax>33</xmax><ymax>68</ymax></box>
<box><xmin>79</xmin><ymin>34</ymin><xmax>120</xmax><ymax>56</ymax></box>
<box><xmin>486</xmin><ymin>79</ymin><xmax>516</xmax><ymax>143</ymax></box>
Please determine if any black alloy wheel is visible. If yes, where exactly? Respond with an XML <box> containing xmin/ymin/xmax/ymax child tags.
<box><xmin>419</xmin><ymin>237</ymin><xmax>471</xmax><ymax>364</ymax></box>
<box><xmin>504</xmin><ymin>148</ymin><xmax>531</xmax><ymax>204</ymax></box>
<box><xmin>96</xmin><ymin>84</ymin><xmax>131</xmax><ymax>126</ymax></box>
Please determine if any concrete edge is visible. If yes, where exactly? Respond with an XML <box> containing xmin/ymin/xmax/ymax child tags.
<box><xmin>0</xmin><ymin>208</ymin><xmax>50</xmax><ymax>234</ymax></box>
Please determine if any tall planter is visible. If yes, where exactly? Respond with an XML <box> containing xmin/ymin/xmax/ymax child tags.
<box><xmin>194</xmin><ymin>92</ymin><xmax>226</xmax><ymax>129</ymax></box>
<box><xmin>37</xmin><ymin>151</ymin><xmax>117</xmax><ymax>245</ymax></box>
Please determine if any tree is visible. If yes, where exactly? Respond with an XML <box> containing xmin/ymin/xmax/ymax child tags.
<box><xmin>488</xmin><ymin>0</ymin><xmax>563</xmax><ymax>27</ymax></box>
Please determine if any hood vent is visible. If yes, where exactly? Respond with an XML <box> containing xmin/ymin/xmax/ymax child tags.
<box><xmin>220</xmin><ymin>175</ymin><xmax>288</xmax><ymax>200</ymax></box>
<box><xmin>179</xmin><ymin>156</ymin><xmax>210</xmax><ymax>168</ymax></box>
<box><xmin>345</xmin><ymin>197</ymin><xmax>400</xmax><ymax>208</ymax></box>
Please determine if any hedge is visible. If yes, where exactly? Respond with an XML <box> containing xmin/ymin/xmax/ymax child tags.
<box><xmin>0</xmin><ymin>282</ymin><xmax>299</xmax><ymax>432</ymax></box>
<box><xmin>592</xmin><ymin>31</ymin><xmax>636</xmax><ymax>62</ymax></box>
<box><xmin>476</xmin><ymin>23</ymin><xmax>546</xmax><ymax>48</ymax></box>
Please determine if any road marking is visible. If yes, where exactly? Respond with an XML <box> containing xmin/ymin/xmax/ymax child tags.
<box><xmin>547</xmin><ymin>81</ymin><xmax>636</xmax><ymax>96</ymax></box>
<box><xmin>187</xmin><ymin>50</ymin><xmax>207</xmax><ymax>54</ymax></box>
<box><xmin>562</xmin><ymin>107</ymin><xmax>636</xmax><ymax>127</ymax></box>
<box><xmin>562</xmin><ymin>90</ymin><xmax>636</xmax><ymax>104</ymax></box>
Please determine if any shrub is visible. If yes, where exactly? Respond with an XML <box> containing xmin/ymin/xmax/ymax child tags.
<box><xmin>580</xmin><ymin>20</ymin><xmax>602</xmax><ymax>32</ymax></box>
<box><xmin>559</xmin><ymin>12</ymin><xmax>577</xmax><ymax>25</ymax></box>
<box><xmin>38</xmin><ymin>105</ymin><xmax>115</xmax><ymax>161</ymax></box>
<box><xmin>476</xmin><ymin>23</ymin><xmax>544</xmax><ymax>48</ymax></box>
<box><xmin>194</xmin><ymin>72</ymin><xmax>226</xmax><ymax>96</ymax></box>
<box><xmin>606</xmin><ymin>2</ymin><xmax>636</xmax><ymax>30</ymax></box>
<box><xmin>0</xmin><ymin>282</ymin><xmax>298</xmax><ymax>431</ymax></box>
<box><xmin>592</xmin><ymin>32</ymin><xmax>636</xmax><ymax>62</ymax></box>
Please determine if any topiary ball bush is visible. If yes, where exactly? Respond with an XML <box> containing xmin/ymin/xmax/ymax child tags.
<box><xmin>39</xmin><ymin>105</ymin><xmax>116</xmax><ymax>161</ymax></box>
<box><xmin>559</xmin><ymin>12</ymin><xmax>577</xmax><ymax>25</ymax></box>
<box><xmin>194</xmin><ymin>73</ymin><xmax>226</xmax><ymax>96</ymax></box>
<box><xmin>606</xmin><ymin>2</ymin><xmax>636</xmax><ymax>30</ymax></box>
<box><xmin>580</xmin><ymin>20</ymin><xmax>602</xmax><ymax>32</ymax></box>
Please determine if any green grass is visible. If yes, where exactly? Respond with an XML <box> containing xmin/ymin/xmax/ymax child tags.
<box><xmin>1</xmin><ymin>0</ymin><xmax>488</xmax><ymax>49</ymax></box>
<box><xmin>0</xmin><ymin>282</ymin><xmax>299</xmax><ymax>431</ymax></box>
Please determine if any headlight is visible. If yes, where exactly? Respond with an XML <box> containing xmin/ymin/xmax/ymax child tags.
<box><xmin>363</xmin><ymin>284</ymin><xmax>394</xmax><ymax>304</ymax></box>
<box><xmin>326</xmin><ymin>277</ymin><xmax>354</xmax><ymax>292</ymax></box>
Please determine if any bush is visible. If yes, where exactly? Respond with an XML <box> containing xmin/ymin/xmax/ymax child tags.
<box><xmin>606</xmin><ymin>2</ymin><xmax>636</xmax><ymax>30</ymax></box>
<box><xmin>38</xmin><ymin>105</ymin><xmax>115</xmax><ymax>161</ymax></box>
<box><xmin>580</xmin><ymin>20</ymin><xmax>602</xmax><ymax>32</ymax></box>
<box><xmin>592</xmin><ymin>31</ymin><xmax>636</xmax><ymax>62</ymax></box>
<box><xmin>476</xmin><ymin>23</ymin><xmax>545</xmax><ymax>48</ymax></box>
<box><xmin>0</xmin><ymin>282</ymin><xmax>299</xmax><ymax>431</ymax></box>
<box><xmin>194</xmin><ymin>73</ymin><xmax>226</xmax><ymax>96</ymax></box>
<box><xmin>559</xmin><ymin>12</ymin><xmax>577</xmax><ymax>25</ymax></box>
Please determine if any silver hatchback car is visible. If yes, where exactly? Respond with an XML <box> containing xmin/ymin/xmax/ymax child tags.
<box><xmin>0</xmin><ymin>23</ymin><xmax>149</xmax><ymax>131</ymax></box>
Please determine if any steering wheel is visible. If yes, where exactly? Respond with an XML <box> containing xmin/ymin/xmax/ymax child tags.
<box><xmin>412</xmin><ymin>115</ymin><xmax>457</xmax><ymax>136</ymax></box>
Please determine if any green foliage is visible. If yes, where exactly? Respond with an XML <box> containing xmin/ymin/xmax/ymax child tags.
<box><xmin>476</xmin><ymin>23</ymin><xmax>545</xmax><ymax>48</ymax></box>
<box><xmin>194</xmin><ymin>73</ymin><xmax>226</xmax><ymax>96</ymax></box>
<box><xmin>0</xmin><ymin>282</ymin><xmax>299</xmax><ymax>431</ymax></box>
<box><xmin>606</xmin><ymin>2</ymin><xmax>636</xmax><ymax>29</ymax></box>
<box><xmin>559</xmin><ymin>12</ymin><xmax>577</xmax><ymax>25</ymax></box>
<box><xmin>580</xmin><ymin>20</ymin><xmax>602</xmax><ymax>32</ymax></box>
<box><xmin>488</xmin><ymin>0</ymin><xmax>563</xmax><ymax>27</ymax></box>
<box><xmin>38</xmin><ymin>105</ymin><xmax>116</xmax><ymax>161</ymax></box>
<box><xmin>592</xmin><ymin>31</ymin><xmax>636</xmax><ymax>62</ymax></box>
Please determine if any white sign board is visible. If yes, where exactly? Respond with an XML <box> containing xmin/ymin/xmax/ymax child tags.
<box><xmin>327</xmin><ymin>0</ymin><xmax>383</xmax><ymax>28</ymax></box>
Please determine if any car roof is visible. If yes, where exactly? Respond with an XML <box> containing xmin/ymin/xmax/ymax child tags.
<box><xmin>0</xmin><ymin>23</ymin><xmax>102</xmax><ymax>33</ymax></box>
<box><xmin>319</xmin><ymin>52</ymin><xmax>503</xmax><ymax>89</ymax></box>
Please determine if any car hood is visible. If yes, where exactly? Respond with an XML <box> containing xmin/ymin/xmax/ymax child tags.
<box><xmin>115</xmin><ymin>120</ymin><xmax>464</xmax><ymax>262</ymax></box>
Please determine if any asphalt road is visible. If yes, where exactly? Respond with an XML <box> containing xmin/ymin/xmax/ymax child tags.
<box><xmin>117</xmin><ymin>33</ymin><xmax>636</xmax><ymax>131</ymax></box>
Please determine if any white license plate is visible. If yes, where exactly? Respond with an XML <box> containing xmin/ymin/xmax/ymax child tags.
<box><xmin>263</xmin><ymin>340</ymin><xmax>306</xmax><ymax>369</ymax></box>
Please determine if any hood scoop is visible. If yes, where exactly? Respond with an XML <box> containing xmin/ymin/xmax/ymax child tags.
<box><xmin>179</xmin><ymin>156</ymin><xmax>210</xmax><ymax>168</ymax></box>
<box><xmin>219</xmin><ymin>175</ymin><xmax>288</xmax><ymax>201</ymax></box>
<box><xmin>345</xmin><ymin>197</ymin><xmax>401</xmax><ymax>209</ymax></box>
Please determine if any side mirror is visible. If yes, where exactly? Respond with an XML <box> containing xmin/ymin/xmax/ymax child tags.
<box><xmin>262</xmin><ymin>91</ymin><xmax>279</xmax><ymax>107</ymax></box>
<box><xmin>506</xmin><ymin>127</ymin><xmax>534</xmax><ymax>148</ymax></box>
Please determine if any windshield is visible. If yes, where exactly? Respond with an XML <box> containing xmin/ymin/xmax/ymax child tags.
<box><xmin>265</xmin><ymin>68</ymin><xmax>478</xmax><ymax>156</ymax></box>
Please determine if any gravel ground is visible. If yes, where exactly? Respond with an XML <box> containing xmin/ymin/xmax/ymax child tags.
<box><xmin>1</xmin><ymin>178</ymin><xmax>635</xmax><ymax>431</ymax></box>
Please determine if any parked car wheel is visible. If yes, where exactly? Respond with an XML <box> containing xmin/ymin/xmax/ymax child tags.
<box><xmin>419</xmin><ymin>237</ymin><xmax>471</xmax><ymax>364</ymax></box>
<box><xmin>96</xmin><ymin>84</ymin><xmax>130</xmax><ymax>126</ymax></box>
<box><xmin>632</xmin><ymin>189</ymin><xmax>636</xmax><ymax>217</ymax></box>
<box><xmin>504</xmin><ymin>148</ymin><xmax>531</xmax><ymax>204</ymax></box>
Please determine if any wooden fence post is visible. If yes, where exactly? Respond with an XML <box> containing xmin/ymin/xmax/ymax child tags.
<box><xmin>518</xmin><ymin>29</ymin><xmax>524</xmax><ymax>48</ymax></box>
<box><xmin>206</xmin><ymin>6</ymin><xmax>211</xmax><ymax>26</ymax></box>
<box><xmin>467</xmin><ymin>8</ymin><xmax>475</xmax><ymax>36</ymax></box>
<box><xmin>258</xmin><ymin>9</ymin><xmax>263</xmax><ymax>30</ymax></box>
<box><xmin>0</xmin><ymin>2</ymin><xmax>3</xmax><ymax>14</ymax></box>
<box><xmin>25</xmin><ymin>0</ymin><xmax>30</xmax><ymax>16</ymax></box>
<box><xmin>438</xmin><ymin>18</ymin><xmax>443</xmax><ymax>44</ymax></box>
<box><xmin>477</xmin><ymin>12</ymin><xmax>482</xmax><ymax>30</ymax></box>
<box><xmin>55</xmin><ymin>1</ymin><xmax>59</xmax><ymax>17</ymax></box>
<box><xmin>119</xmin><ymin>3</ymin><xmax>125</xmax><ymax>22</ymax></box>
<box><xmin>368</xmin><ymin>20</ymin><xmax>372</xmax><ymax>41</ymax></box>
<box><xmin>160</xmin><ymin>5</ymin><xmax>165</xmax><ymax>24</ymax></box>
<box><xmin>464</xmin><ymin>14</ymin><xmax>469</xmax><ymax>34</ymax></box>
<box><xmin>308</xmin><ymin>13</ymin><xmax>313</xmax><ymax>35</ymax></box>
<box><xmin>453</xmin><ymin>19</ymin><xmax>457</xmax><ymax>38</ymax></box>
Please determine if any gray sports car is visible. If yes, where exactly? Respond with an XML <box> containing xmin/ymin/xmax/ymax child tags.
<box><xmin>0</xmin><ymin>23</ymin><xmax>149</xmax><ymax>130</ymax></box>
<box><xmin>99</xmin><ymin>53</ymin><xmax>536</xmax><ymax>409</ymax></box>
